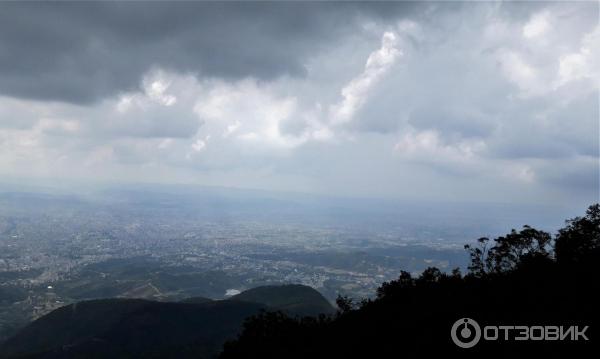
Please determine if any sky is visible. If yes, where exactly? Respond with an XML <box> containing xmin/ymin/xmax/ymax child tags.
<box><xmin>0</xmin><ymin>1</ymin><xmax>598</xmax><ymax>208</ymax></box>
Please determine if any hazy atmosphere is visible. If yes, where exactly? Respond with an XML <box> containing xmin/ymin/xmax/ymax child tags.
<box><xmin>0</xmin><ymin>2</ymin><xmax>599</xmax><ymax>358</ymax></box>
<box><xmin>1</xmin><ymin>1</ymin><xmax>597</xmax><ymax>207</ymax></box>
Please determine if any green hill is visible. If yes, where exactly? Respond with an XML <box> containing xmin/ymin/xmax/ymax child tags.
<box><xmin>179</xmin><ymin>296</ymin><xmax>214</xmax><ymax>304</ymax></box>
<box><xmin>0</xmin><ymin>298</ymin><xmax>264</xmax><ymax>358</ymax></box>
<box><xmin>0</xmin><ymin>285</ymin><xmax>333</xmax><ymax>358</ymax></box>
<box><xmin>229</xmin><ymin>284</ymin><xmax>335</xmax><ymax>317</ymax></box>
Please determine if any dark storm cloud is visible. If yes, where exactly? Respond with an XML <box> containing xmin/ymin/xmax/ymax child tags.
<box><xmin>0</xmin><ymin>1</ymin><xmax>419</xmax><ymax>104</ymax></box>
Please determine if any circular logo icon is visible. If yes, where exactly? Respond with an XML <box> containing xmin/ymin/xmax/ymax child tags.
<box><xmin>451</xmin><ymin>318</ymin><xmax>481</xmax><ymax>348</ymax></box>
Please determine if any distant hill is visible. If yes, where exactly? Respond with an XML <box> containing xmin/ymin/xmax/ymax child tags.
<box><xmin>180</xmin><ymin>296</ymin><xmax>214</xmax><ymax>304</ymax></box>
<box><xmin>229</xmin><ymin>284</ymin><xmax>335</xmax><ymax>317</ymax></box>
<box><xmin>0</xmin><ymin>298</ymin><xmax>264</xmax><ymax>358</ymax></box>
<box><xmin>0</xmin><ymin>285</ymin><xmax>334</xmax><ymax>358</ymax></box>
<box><xmin>180</xmin><ymin>284</ymin><xmax>336</xmax><ymax>316</ymax></box>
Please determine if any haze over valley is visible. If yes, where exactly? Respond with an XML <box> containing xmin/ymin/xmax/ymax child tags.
<box><xmin>0</xmin><ymin>183</ymin><xmax>584</xmax><ymax>341</ymax></box>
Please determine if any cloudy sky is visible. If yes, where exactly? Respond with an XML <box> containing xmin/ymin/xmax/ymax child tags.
<box><xmin>0</xmin><ymin>1</ymin><xmax>598</xmax><ymax>207</ymax></box>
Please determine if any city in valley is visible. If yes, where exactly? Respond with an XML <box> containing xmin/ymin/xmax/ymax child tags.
<box><xmin>0</xmin><ymin>184</ymin><xmax>576</xmax><ymax>341</ymax></box>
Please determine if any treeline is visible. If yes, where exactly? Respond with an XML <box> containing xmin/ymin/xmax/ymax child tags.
<box><xmin>220</xmin><ymin>204</ymin><xmax>600</xmax><ymax>358</ymax></box>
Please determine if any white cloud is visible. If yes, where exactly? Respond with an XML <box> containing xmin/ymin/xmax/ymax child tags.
<box><xmin>556</xmin><ymin>25</ymin><xmax>600</xmax><ymax>87</ymax></box>
<box><xmin>191</xmin><ymin>138</ymin><xmax>206</xmax><ymax>152</ymax></box>
<box><xmin>158</xmin><ymin>138</ymin><xmax>173</xmax><ymax>149</ymax></box>
<box><xmin>35</xmin><ymin>118</ymin><xmax>80</xmax><ymax>134</ymax></box>
<box><xmin>223</xmin><ymin>121</ymin><xmax>241</xmax><ymax>138</ymax></box>
<box><xmin>194</xmin><ymin>79</ymin><xmax>306</xmax><ymax>149</ymax></box>
<box><xmin>116</xmin><ymin>72</ymin><xmax>181</xmax><ymax>113</ymax></box>
<box><xmin>498</xmin><ymin>50</ymin><xmax>541</xmax><ymax>97</ymax></box>
<box><xmin>329</xmin><ymin>32</ymin><xmax>401</xmax><ymax>125</ymax></box>
<box><xmin>393</xmin><ymin>129</ymin><xmax>541</xmax><ymax>185</ymax></box>
<box><xmin>510</xmin><ymin>164</ymin><xmax>536</xmax><ymax>183</ymax></box>
<box><xmin>523</xmin><ymin>11</ymin><xmax>550</xmax><ymax>39</ymax></box>
<box><xmin>143</xmin><ymin>73</ymin><xmax>177</xmax><ymax>106</ymax></box>
<box><xmin>394</xmin><ymin>129</ymin><xmax>485</xmax><ymax>165</ymax></box>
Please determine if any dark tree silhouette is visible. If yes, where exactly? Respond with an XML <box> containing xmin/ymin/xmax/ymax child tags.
<box><xmin>335</xmin><ymin>295</ymin><xmax>355</xmax><ymax>314</ymax></box>
<box><xmin>376</xmin><ymin>270</ymin><xmax>413</xmax><ymax>298</ymax></box>
<box><xmin>486</xmin><ymin>225</ymin><xmax>552</xmax><ymax>273</ymax></box>
<box><xmin>465</xmin><ymin>225</ymin><xmax>552</xmax><ymax>275</ymax></box>
<box><xmin>555</xmin><ymin>203</ymin><xmax>600</xmax><ymax>263</ymax></box>
<box><xmin>464</xmin><ymin>236</ymin><xmax>491</xmax><ymax>276</ymax></box>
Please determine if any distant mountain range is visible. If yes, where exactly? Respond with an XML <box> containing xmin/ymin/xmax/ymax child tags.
<box><xmin>0</xmin><ymin>284</ymin><xmax>335</xmax><ymax>358</ymax></box>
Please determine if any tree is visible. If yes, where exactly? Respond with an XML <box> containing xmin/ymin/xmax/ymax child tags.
<box><xmin>486</xmin><ymin>225</ymin><xmax>552</xmax><ymax>273</ymax></box>
<box><xmin>416</xmin><ymin>267</ymin><xmax>442</xmax><ymax>284</ymax></box>
<box><xmin>464</xmin><ymin>237</ymin><xmax>491</xmax><ymax>276</ymax></box>
<box><xmin>376</xmin><ymin>270</ymin><xmax>413</xmax><ymax>299</ymax></box>
<box><xmin>465</xmin><ymin>226</ymin><xmax>551</xmax><ymax>275</ymax></box>
<box><xmin>335</xmin><ymin>295</ymin><xmax>355</xmax><ymax>314</ymax></box>
<box><xmin>555</xmin><ymin>203</ymin><xmax>600</xmax><ymax>263</ymax></box>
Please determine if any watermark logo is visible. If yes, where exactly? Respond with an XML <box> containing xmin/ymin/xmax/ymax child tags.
<box><xmin>451</xmin><ymin>318</ymin><xmax>589</xmax><ymax>348</ymax></box>
<box><xmin>451</xmin><ymin>318</ymin><xmax>481</xmax><ymax>348</ymax></box>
